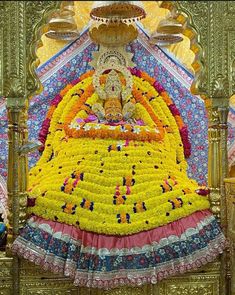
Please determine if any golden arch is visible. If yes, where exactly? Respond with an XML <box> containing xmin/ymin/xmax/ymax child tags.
<box><xmin>3</xmin><ymin>2</ymin><xmax>231</xmax><ymax>295</ymax></box>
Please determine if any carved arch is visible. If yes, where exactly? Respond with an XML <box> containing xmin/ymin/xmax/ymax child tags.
<box><xmin>25</xmin><ymin>1</ymin><xmax>61</xmax><ymax>98</ymax></box>
<box><xmin>159</xmin><ymin>1</ymin><xmax>206</xmax><ymax>99</ymax></box>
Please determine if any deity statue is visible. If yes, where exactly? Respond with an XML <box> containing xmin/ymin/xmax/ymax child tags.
<box><xmin>92</xmin><ymin>69</ymin><xmax>135</xmax><ymax>124</ymax></box>
<box><xmin>12</xmin><ymin>61</ymin><xmax>226</xmax><ymax>289</ymax></box>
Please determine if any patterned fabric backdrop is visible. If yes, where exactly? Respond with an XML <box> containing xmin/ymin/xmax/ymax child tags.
<box><xmin>0</xmin><ymin>29</ymin><xmax>209</xmax><ymax>190</ymax></box>
<box><xmin>228</xmin><ymin>104</ymin><xmax>235</xmax><ymax>168</ymax></box>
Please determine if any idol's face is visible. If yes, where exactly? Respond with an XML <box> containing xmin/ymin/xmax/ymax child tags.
<box><xmin>105</xmin><ymin>109</ymin><xmax>123</xmax><ymax>123</ymax></box>
<box><xmin>104</xmin><ymin>98</ymin><xmax>123</xmax><ymax>123</ymax></box>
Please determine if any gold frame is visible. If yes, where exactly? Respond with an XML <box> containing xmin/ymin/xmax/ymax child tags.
<box><xmin>0</xmin><ymin>1</ymin><xmax>234</xmax><ymax>294</ymax></box>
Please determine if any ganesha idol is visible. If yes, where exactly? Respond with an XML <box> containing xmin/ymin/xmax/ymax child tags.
<box><xmin>12</xmin><ymin>61</ymin><xmax>226</xmax><ymax>289</ymax></box>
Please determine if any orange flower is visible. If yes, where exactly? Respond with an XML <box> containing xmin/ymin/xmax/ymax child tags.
<box><xmin>161</xmin><ymin>91</ymin><xmax>173</xmax><ymax>106</ymax></box>
<box><xmin>80</xmin><ymin>70</ymin><xmax>95</xmax><ymax>81</ymax></box>
<box><xmin>135</xmin><ymin>202</ymin><xmax>146</xmax><ymax>213</ymax></box>
<box><xmin>46</xmin><ymin>105</ymin><xmax>56</xmax><ymax>119</ymax></box>
<box><xmin>80</xmin><ymin>104</ymin><xmax>91</xmax><ymax>113</ymax></box>
<box><xmin>120</xmin><ymin>76</ymin><xmax>127</xmax><ymax>86</ymax></box>
<box><xmin>120</xmin><ymin>213</ymin><xmax>129</xmax><ymax>223</ymax></box>
<box><xmin>132</xmin><ymin>86</ymin><xmax>164</xmax><ymax>138</ymax></box>
<box><xmin>162</xmin><ymin>182</ymin><xmax>171</xmax><ymax>192</ymax></box>
<box><xmin>64</xmin><ymin>84</ymin><xmax>94</xmax><ymax>125</ymax></box>
<box><xmin>172</xmin><ymin>198</ymin><xmax>182</xmax><ymax>208</ymax></box>
<box><xmin>63</xmin><ymin>203</ymin><xmax>74</xmax><ymax>214</ymax></box>
<box><xmin>182</xmin><ymin>188</ymin><xmax>192</xmax><ymax>195</ymax></box>
<box><xmin>64</xmin><ymin>125</ymin><xmax>163</xmax><ymax>142</ymax></box>
<box><xmin>175</xmin><ymin>115</ymin><xmax>184</xmax><ymax>129</ymax></box>
<box><xmin>64</xmin><ymin>183</ymin><xmax>74</xmax><ymax>194</ymax></box>
<box><xmin>116</xmin><ymin>195</ymin><xmax>125</xmax><ymax>205</ymax></box>
<box><xmin>84</xmin><ymin>200</ymin><xmax>91</xmax><ymax>209</ymax></box>
<box><xmin>141</xmin><ymin>72</ymin><xmax>155</xmax><ymax>85</ymax></box>
<box><xmin>60</xmin><ymin>84</ymin><xmax>73</xmax><ymax>97</ymax></box>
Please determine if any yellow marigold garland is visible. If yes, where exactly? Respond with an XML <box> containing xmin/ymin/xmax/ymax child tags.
<box><xmin>27</xmin><ymin>70</ymin><xmax>209</xmax><ymax>236</ymax></box>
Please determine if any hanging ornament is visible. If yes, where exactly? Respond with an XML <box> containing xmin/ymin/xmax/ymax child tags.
<box><xmin>157</xmin><ymin>17</ymin><xmax>183</xmax><ymax>35</ymax></box>
<box><xmin>149</xmin><ymin>5</ymin><xmax>184</xmax><ymax>47</ymax></box>
<box><xmin>45</xmin><ymin>2</ymin><xmax>79</xmax><ymax>41</ymax></box>
<box><xmin>60</xmin><ymin>1</ymin><xmax>75</xmax><ymax>16</ymax></box>
<box><xmin>89</xmin><ymin>23</ymin><xmax>138</xmax><ymax>47</ymax></box>
<box><xmin>90</xmin><ymin>1</ymin><xmax>146</xmax><ymax>24</ymax></box>
<box><xmin>149</xmin><ymin>32</ymin><xmax>183</xmax><ymax>47</ymax></box>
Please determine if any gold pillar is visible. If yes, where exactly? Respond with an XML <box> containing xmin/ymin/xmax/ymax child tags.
<box><xmin>6</xmin><ymin>104</ymin><xmax>22</xmax><ymax>295</ymax></box>
<box><xmin>218</xmin><ymin>106</ymin><xmax>230</xmax><ymax>295</ymax></box>
<box><xmin>224</xmin><ymin>179</ymin><xmax>235</xmax><ymax>295</ymax></box>
<box><xmin>18</xmin><ymin>105</ymin><xmax>29</xmax><ymax>224</ymax></box>
<box><xmin>208</xmin><ymin>104</ymin><xmax>230</xmax><ymax>295</ymax></box>
<box><xmin>208</xmin><ymin>107</ymin><xmax>221</xmax><ymax>218</ymax></box>
<box><xmin>6</xmin><ymin>96</ymin><xmax>28</xmax><ymax>295</ymax></box>
<box><xmin>218</xmin><ymin>107</ymin><xmax>229</xmax><ymax>221</ymax></box>
<box><xmin>6</xmin><ymin>100</ymin><xmax>29</xmax><ymax>247</ymax></box>
<box><xmin>6</xmin><ymin>107</ymin><xmax>21</xmax><ymax>249</ymax></box>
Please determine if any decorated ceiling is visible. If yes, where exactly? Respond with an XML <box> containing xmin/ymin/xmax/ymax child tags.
<box><xmin>37</xmin><ymin>1</ymin><xmax>195</xmax><ymax>72</ymax></box>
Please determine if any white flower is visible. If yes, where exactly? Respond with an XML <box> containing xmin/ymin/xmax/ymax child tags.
<box><xmin>155</xmin><ymin>128</ymin><xmax>160</xmax><ymax>133</ymax></box>
<box><xmin>173</xmin><ymin>245</ymin><xmax>180</xmax><ymax>252</ymax></box>
<box><xmin>159</xmin><ymin>249</ymin><xmax>165</xmax><ymax>255</ymax></box>
<box><xmin>145</xmin><ymin>127</ymin><xmax>150</xmax><ymax>132</ymax></box>
<box><xmin>83</xmin><ymin>124</ymin><xmax>92</xmax><ymax>131</ymax></box>
<box><xmin>108</xmin><ymin>125</ymin><xmax>117</xmax><ymax>130</ymax></box>
<box><xmin>120</xmin><ymin>126</ymin><xmax>128</xmax><ymax>133</ymax></box>
<box><xmin>94</xmin><ymin>124</ymin><xmax>102</xmax><ymax>130</ymax></box>
<box><xmin>69</xmin><ymin>122</ymin><xmax>77</xmax><ymax>129</ymax></box>
<box><xmin>70</xmin><ymin>244</ymin><xmax>77</xmax><ymax>251</ymax></box>
<box><xmin>75</xmin><ymin>125</ymin><xmax>81</xmax><ymax>130</ymax></box>
<box><xmin>117</xmin><ymin>141</ymin><xmax>125</xmax><ymax>148</ymax></box>
<box><xmin>133</xmin><ymin>127</ymin><xmax>141</xmax><ymax>134</ymax></box>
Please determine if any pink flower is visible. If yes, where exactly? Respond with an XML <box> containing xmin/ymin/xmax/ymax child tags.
<box><xmin>51</xmin><ymin>94</ymin><xmax>62</xmax><ymax>106</ymax></box>
<box><xmin>71</xmin><ymin>78</ymin><xmax>80</xmax><ymax>86</ymax></box>
<box><xmin>84</xmin><ymin>114</ymin><xmax>97</xmax><ymax>123</ymax></box>
<box><xmin>129</xmin><ymin>67</ymin><xmax>141</xmax><ymax>77</ymax></box>
<box><xmin>168</xmin><ymin>104</ymin><xmax>180</xmax><ymax>116</ymax></box>
<box><xmin>179</xmin><ymin>127</ymin><xmax>191</xmax><ymax>158</ymax></box>
<box><xmin>153</xmin><ymin>81</ymin><xmax>165</xmax><ymax>93</ymax></box>
<box><xmin>136</xmin><ymin>119</ymin><xmax>145</xmax><ymax>126</ymax></box>
<box><xmin>76</xmin><ymin>118</ymin><xmax>84</xmax><ymax>123</ymax></box>
<box><xmin>195</xmin><ymin>187</ymin><xmax>210</xmax><ymax>196</ymax></box>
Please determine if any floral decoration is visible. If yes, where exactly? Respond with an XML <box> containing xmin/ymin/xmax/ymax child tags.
<box><xmin>26</xmin><ymin>68</ymin><xmax>210</xmax><ymax>236</ymax></box>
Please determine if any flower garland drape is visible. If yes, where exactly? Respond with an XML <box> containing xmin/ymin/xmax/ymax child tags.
<box><xmin>27</xmin><ymin>69</ymin><xmax>209</xmax><ymax>236</ymax></box>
